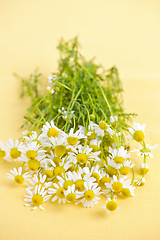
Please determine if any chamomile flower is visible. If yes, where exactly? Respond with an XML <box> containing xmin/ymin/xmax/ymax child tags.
<box><xmin>98</xmin><ymin>121</ymin><xmax>108</xmax><ymax>130</ymax></box>
<box><xmin>66</xmin><ymin>128</ymin><xmax>85</xmax><ymax>147</ymax></box>
<box><xmin>7</xmin><ymin>167</ymin><xmax>31</xmax><ymax>184</ymax></box>
<box><xmin>101</xmin><ymin>197</ymin><xmax>119</xmax><ymax>214</ymax></box>
<box><xmin>88</xmin><ymin>121</ymin><xmax>104</xmax><ymax>138</ymax></box>
<box><xmin>91</xmin><ymin>166</ymin><xmax>110</xmax><ymax>185</ymax></box>
<box><xmin>26</xmin><ymin>173</ymin><xmax>52</xmax><ymax>190</ymax></box>
<box><xmin>76</xmin><ymin>181</ymin><xmax>101</xmax><ymax>208</ymax></box>
<box><xmin>66</xmin><ymin>169</ymin><xmax>95</xmax><ymax>191</ymax></box>
<box><xmin>121</xmin><ymin>184</ymin><xmax>135</xmax><ymax>197</ymax></box>
<box><xmin>135</xmin><ymin>177</ymin><xmax>145</xmax><ymax>186</ymax></box>
<box><xmin>48</xmin><ymin>182</ymin><xmax>66</xmax><ymax>204</ymax></box>
<box><xmin>89</xmin><ymin>138</ymin><xmax>101</xmax><ymax>152</ymax></box>
<box><xmin>62</xmin><ymin>110</ymin><xmax>74</xmax><ymax>122</ymax></box>
<box><xmin>98</xmin><ymin>121</ymin><xmax>115</xmax><ymax>136</ymax></box>
<box><xmin>21</xmin><ymin>141</ymin><xmax>45</xmax><ymax>171</ymax></box>
<box><xmin>65</xmin><ymin>184</ymin><xmax>81</xmax><ymax>203</ymax></box>
<box><xmin>105</xmin><ymin>175</ymin><xmax>128</xmax><ymax>195</ymax></box>
<box><xmin>131</xmin><ymin>144</ymin><xmax>158</xmax><ymax>158</ymax></box>
<box><xmin>43</xmin><ymin>166</ymin><xmax>54</xmax><ymax>179</ymax></box>
<box><xmin>90</xmin><ymin>165</ymin><xmax>103</xmax><ymax>183</ymax></box>
<box><xmin>58</xmin><ymin>107</ymin><xmax>74</xmax><ymax>122</ymax></box>
<box><xmin>106</xmin><ymin>158</ymin><xmax>122</xmax><ymax>176</ymax></box>
<box><xmin>44</xmin><ymin>150</ymin><xmax>62</xmax><ymax>166</ymax></box>
<box><xmin>23</xmin><ymin>131</ymin><xmax>38</xmax><ymax>143</ymax></box>
<box><xmin>99</xmin><ymin>171</ymin><xmax>111</xmax><ymax>190</ymax></box>
<box><xmin>41</xmin><ymin>120</ymin><xmax>65</xmax><ymax>139</ymax></box>
<box><xmin>52</xmin><ymin>157</ymin><xmax>72</xmax><ymax>177</ymax></box>
<box><xmin>56</xmin><ymin>175</ymin><xmax>74</xmax><ymax>190</ymax></box>
<box><xmin>24</xmin><ymin>185</ymin><xmax>51</xmax><ymax>210</ymax></box>
<box><xmin>40</xmin><ymin>156</ymin><xmax>56</xmax><ymax>178</ymax></box>
<box><xmin>140</xmin><ymin>163</ymin><xmax>149</xmax><ymax>175</ymax></box>
<box><xmin>50</xmin><ymin>136</ymin><xmax>68</xmax><ymax>157</ymax></box>
<box><xmin>128</xmin><ymin>122</ymin><xmax>146</xmax><ymax>142</ymax></box>
<box><xmin>4</xmin><ymin>139</ymin><xmax>24</xmax><ymax>162</ymax></box>
<box><xmin>119</xmin><ymin>160</ymin><xmax>135</xmax><ymax>175</ymax></box>
<box><xmin>109</xmin><ymin>146</ymin><xmax>131</xmax><ymax>164</ymax></box>
<box><xmin>71</xmin><ymin>145</ymin><xmax>101</xmax><ymax>165</ymax></box>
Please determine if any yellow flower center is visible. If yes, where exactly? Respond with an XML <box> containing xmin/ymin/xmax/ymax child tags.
<box><xmin>68</xmin><ymin>163</ymin><xmax>75</xmax><ymax>172</ymax></box>
<box><xmin>47</xmin><ymin>128</ymin><xmax>59</xmax><ymax>138</ymax></box>
<box><xmin>63</xmin><ymin>180</ymin><xmax>74</xmax><ymax>190</ymax></box>
<box><xmin>90</xmin><ymin>145</ymin><xmax>100</xmax><ymax>152</ymax></box>
<box><xmin>55</xmin><ymin>145</ymin><xmax>66</xmax><ymax>157</ymax></box>
<box><xmin>28</xmin><ymin>159</ymin><xmax>40</xmax><ymax>171</ymax></box>
<box><xmin>84</xmin><ymin>190</ymin><xmax>95</xmax><ymax>201</ymax></box>
<box><xmin>14</xmin><ymin>175</ymin><xmax>24</xmax><ymax>184</ymax></box>
<box><xmin>140</xmin><ymin>167</ymin><xmax>149</xmax><ymax>175</ymax></box>
<box><xmin>53</xmin><ymin>166</ymin><xmax>64</xmax><ymax>177</ymax></box>
<box><xmin>91</xmin><ymin>172</ymin><xmax>100</xmax><ymax>182</ymax></box>
<box><xmin>88</xmin><ymin>132</ymin><xmax>96</xmax><ymax>140</ymax></box>
<box><xmin>0</xmin><ymin>149</ymin><xmax>6</xmax><ymax>158</ymax></box>
<box><xmin>106</xmin><ymin>200</ymin><xmax>117</xmax><ymax>211</ymax></box>
<box><xmin>26</xmin><ymin>150</ymin><xmax>37</xmax><ymax>160</ymax></box>
<box><xmin>133</xmin><ymin>130</ymin><xmax>144</xmax><ymax>142</ymax></box>
<box><xmin>107</xmin><ymin>166</ymin><xmax>117</xmax><ymax>176</ymax></box>
<box><xmin>75</xmin><ymin>179</ymin><xmax>85</xmax><ymax>191</ymax></box>
<box><xmin>121</xmin><ymin>188</ymin><xmax>131</xmax><ymax>197</ymax></box>
<box><xmin>44</xmin><ymin>170</ymin><xmax>54</xmax><ymax>178</ymax></box>
<box><xmin>119</xmin><ymin>167</ymin><xmax>130</xmax><ymax>175</ymax></box>
<box><xmin>56</xmin><ymin>187</ymin><xmax>65</xmax><ymax>198</ymax></box>
<box><xmin>77</xmin><ymin>153</ymin><xmax>88</xmax><ymax>164</ymax></box>
<box><xmin>53</xmin><ymin>157</ymin><xmax>62</xmax><ymax>165</ymax></box>
<box><xmin>112</xmin><ymin>182</ymin><xmax>123</xmax><ymax>193</ymax></box>
<box><xmin>114</xmin><ymin>156</ymin><xmax>125</xmax><ymax>164</ymax></box>
<box><xmin>32</xmin><ymin>194</ymin><xmax>43</xmax><ymax>206</ymax></box>
<box><xmin>67</xmin><ymin>137</ymin><xmax>78</xmax><ymax>146</ymax></box>
<box><xmin>55</xmin><ymin>87</ymin><xmax>60</xmax><ymax>92</ymax></box>
<box><xmin>100</xmin><ymin>176</ymin><xmax>111</xmax><ymax>184</ymax></box>
<box><xmin>66</xmin><ymin>193</ymin><xmax>76</xmax><ymax>201</ymax></box>
<box><xmin>99</xmin><ymin>121</ymin><xmax>107</xmax><ymax>130</ymax></box>
<box><xmin>10</xmin><ymin>148</ymin><xmax>21</xmax><ymax>159</ymax></box>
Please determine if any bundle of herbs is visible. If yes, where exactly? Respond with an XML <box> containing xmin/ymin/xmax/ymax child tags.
<box><xmin>1</xmin><ymin>37</ymin><xmax>157</xmax><ymax>213</ymax></box>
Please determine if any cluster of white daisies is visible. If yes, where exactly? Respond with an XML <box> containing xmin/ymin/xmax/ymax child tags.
<box><xmin>0</xmin><ymin>118</ymin><xmax>157</xmax><ymax>213</ymax></box>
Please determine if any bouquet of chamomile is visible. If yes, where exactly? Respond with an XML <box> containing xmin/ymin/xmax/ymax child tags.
<box><xmin>0</xmin><ymin>37</ymin><xmax>157</xmax><ymax>213</ymax></box>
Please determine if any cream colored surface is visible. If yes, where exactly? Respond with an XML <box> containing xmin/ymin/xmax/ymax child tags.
<box><xmin>0</xmin><ymin>1</ymin><xmax>160</xmax><ymax>239</ymax></box>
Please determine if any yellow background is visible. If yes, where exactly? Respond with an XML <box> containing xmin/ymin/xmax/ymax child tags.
<box><xmin>0</xmin><ymin>0</ymin><xmax>160</xmax><ymax>239</ymax></box>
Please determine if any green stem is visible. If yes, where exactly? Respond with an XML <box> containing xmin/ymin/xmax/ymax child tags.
<box><xmin>96</xmin><ymin>81</ymin><xmax>113</xmax><ymax>115</ymax></box>
<box><xmin>75</xmin><ymin>59</ymin><xmax>112</xmax><ymax>115</ymax></box>
<box><xmin>29</xmin><ymin>92</ymin><xmax>49</xmax><ymax>116</ymax></box>
<box><xmin>54</xmin><ymin>79</ymin><xmax>72</xmax><ymax>91</ymax></box>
